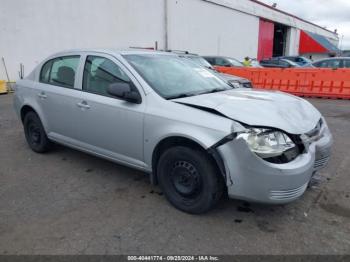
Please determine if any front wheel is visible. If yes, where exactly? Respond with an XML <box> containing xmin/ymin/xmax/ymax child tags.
<box><xmin>23</xmin><ymin>111</ymin><xmax>51</xmax><ymax>153</ymax></box>
<box><xmin>157</xmin><ymin>146</ymin><xmax>224</xmax><ymax>214</ymax></box>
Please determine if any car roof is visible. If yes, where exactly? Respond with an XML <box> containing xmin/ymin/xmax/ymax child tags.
<box><xmin>50</xmin><ymin>48</ymin><xmax>177</xmax><ymax>57</ymax></box>
<box><xmin>203</xmin><ymin>56</ymin><xmax>227</xmax><ymax>58</ymax></box>
<box><xmin>312</xmin><ymin>57</ymin><xmax>350</xmax><ymax>64</ymax></box>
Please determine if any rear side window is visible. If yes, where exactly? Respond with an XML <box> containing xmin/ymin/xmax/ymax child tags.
<box><xmin>343</xmin><ymin>60</ymin><xmax>350</xmax><ymax>68</ymax></box>
<box><xmin>313</xmin><ymin>61</ymin><xmax>323</xmax><ymax>67</ymax></box>
<box><xmin>82</xmin><ymin>56</ymin><xmax>131</xmax><ymax>97</ymax></box>
<box><xmin>326</xmin><ymin>59</ymin><xmax>341</xmax><ymax>68</ymax></box>
<box><xmin>204</xmin><ymin>57</ymin><xmax>215</xmax><ymax>65</ymax></box>
<box><xmin>314</xmin><ymin>60</ymin><xmax>341</xmax><ymax>68</ymax></box>
<box><xmin>215</xmin><ymin>58</ymin><xmax>231</xmax><ymax>66</ymax></box>
<box><xmin>39</xmin><ymin>56</ymin><xmax>80</xmax><ymax>88</ymax></box>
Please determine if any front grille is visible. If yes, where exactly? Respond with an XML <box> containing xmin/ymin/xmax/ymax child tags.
<box><xmin>269</xmin><ymin>183</ymin><xmax>308</xmax><ymax>201</ymax></box>
<box><xmin>314</xmin><ymin>155</ymin><xmax>330</xmax><ymax>169</ymax></box>
<box><xmin>264</xmin><ymin>146</ymin><xmax>299</xmax><ymax>164</ymax></box>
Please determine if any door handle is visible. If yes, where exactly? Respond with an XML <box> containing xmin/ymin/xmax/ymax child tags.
<box><xmin>77</xmin><ymin>101</ymin><xmax>90</xmax><ymax>109</ymax></box>
<box><xmin>38</xmin><ymin>92</ymin><xmax>47</xmax><ymax>99</ymax></box>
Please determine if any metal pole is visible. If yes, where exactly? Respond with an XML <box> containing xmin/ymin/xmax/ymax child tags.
<box><xmin>1</xmin><ymin>57</ymin><xmax>11</xmax><ymax>82</ymax></box>
<box><xmin>164</xmin><ymin>0</ymin><xmax>168</xmax><ymax>50</ymax></box>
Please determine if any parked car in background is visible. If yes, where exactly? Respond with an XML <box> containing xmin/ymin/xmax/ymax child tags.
<box><xmin>170</xmin><ymin>51</ymin><xmax>252</xmax><ymax>88</ymax></box>
<box><xmin>14</xmin><ymin>49</ymin><xmax>332</xmax><ymax>214</ymax></box>
<box><xmin>305</xmin><ymin>57</ymin><xmax>350</xmax><ymax>68</ymax></box>
<box><xmin>203</xmin><ymin>56</ymin><xmax>243</xmax><ymax>67</ymax></box>
<box><xmin>278</xmin><ymin>56</ymin><xmax>312</xmax><ymax>66</ymax></box>
<box><xmin>260</xmin><ymin>58</ymin><xmax>301</xmax><ymax>68</ymax></box>
<box><xmin>249</xmin><ymin>58</ymin><xmax>263</xmax><ymax>67</ymax></box>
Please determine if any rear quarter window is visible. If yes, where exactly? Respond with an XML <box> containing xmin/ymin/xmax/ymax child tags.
<box><xmin>40</xmin><ymin>60</ymin><xmax>53</xmax><ymax>83</ymax></box>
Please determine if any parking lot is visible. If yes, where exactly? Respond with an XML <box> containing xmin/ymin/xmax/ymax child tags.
<box><xmin>0</xmin><ymin>93</ymin><xmax>349</xmax><ymax>255</ymax></box>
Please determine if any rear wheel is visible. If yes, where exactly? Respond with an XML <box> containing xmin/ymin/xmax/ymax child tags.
<box><xmin>23</xmin><ymin>111</ymin><xmax>51</xmax><ymax>153</ymax></box>
<box><xmin>157</xmin><ymin>146</ymin><xmax>224</xmax><ymax>214</ymax></box>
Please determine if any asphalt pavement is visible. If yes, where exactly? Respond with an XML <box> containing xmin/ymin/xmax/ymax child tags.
<box><xmin>0</xmin><ymin>94</ymin><xmax>349</xmax><ymax>255</ymax></box>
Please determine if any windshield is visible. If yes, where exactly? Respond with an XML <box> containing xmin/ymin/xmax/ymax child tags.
<box><xmin>124</xmin><ymin>54</ymin><xmax>230</xmax><ymax>99</ymax></box>
<box><xmin>185</xmin><ymin>56</ymin><xmax>213</xmax><ymax>69</ymax></box>
<box><xmin>285</xmin><ymin>60</ymin><xmax>300</xmax><ymax>67</ymax></box>
<box><xmin>227</xmin><ymin>58</ymin><xmax>243</xmax><ymax>67</ymax></box>
<box><xmin>301</xmin><ymin>57</ymin><xmax>312</xmax><ymax>63</ymax></box>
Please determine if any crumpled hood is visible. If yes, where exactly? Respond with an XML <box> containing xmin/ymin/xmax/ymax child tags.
<box><xmin>174</xmin><ymin>89</ymin><xmax>321</xmax><ymax>134</ymax></box>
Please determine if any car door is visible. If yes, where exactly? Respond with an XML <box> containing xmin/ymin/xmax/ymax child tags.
<box><xmin>75</xmin><ymin>54</ymin><xmax>145</xmax><ymax>168</ymax></box>
<box><xmin>35</xmin><ymin>55</ymin><xmax>85</xmax><ymax>141</ymax></box>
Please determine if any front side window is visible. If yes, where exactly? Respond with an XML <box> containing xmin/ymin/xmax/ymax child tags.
<box><xmin>124</xmin><ymin>54</ymin><xmax>230</xmax><ymax>99</ymax></box>
<box><xmin>40</xmin><ymin>56</ymin><xmax>80</xmax><ymax>88</ymax></box>
<box><xmin>83</xmin><ymin>56</ymin><xmax>131</xmax><ymax>97</ymax></box>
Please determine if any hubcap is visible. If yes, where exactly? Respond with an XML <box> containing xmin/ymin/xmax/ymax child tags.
<box><xmin>28</xmin><ymin>123</ymin><xmax>41</xmax><ymax>145</ymax></box>
<box><xmin>171</xmin><ymin>160</ymin><xmax>201</xmax><ymax>197</ymax></box>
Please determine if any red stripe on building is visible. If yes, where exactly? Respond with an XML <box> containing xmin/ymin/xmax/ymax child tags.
<box><xmin>299</xmin><ymin>30</ymin><xmax>328</xmax><ymax>54</ymax></box>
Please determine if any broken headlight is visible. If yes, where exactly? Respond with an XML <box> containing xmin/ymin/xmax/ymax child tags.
<box><xmin>228</xmin><ymin>80</ymin><xmax>243</xmax><ymax>89</ymax></box>
<box><xmin>237</xmin><ymin>128</ymin><xmax>296</xmax><ymax>159</ymax></box>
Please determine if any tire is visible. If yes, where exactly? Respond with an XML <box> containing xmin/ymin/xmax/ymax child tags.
<box><xmin>157</xmin><ymin>146</ymin><xmax>224</xmax><ymax>214</ymax></box>
<box><xmin>23</xmin><ymin>111</ymin><xmax>51</xmax><ymax>153</ymax></box>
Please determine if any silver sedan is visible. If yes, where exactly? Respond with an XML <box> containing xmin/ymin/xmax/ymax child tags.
<box><xmin>14</xmin><ymin>49</ymin><xmax>333</xmax><ymax>214</ymax></box>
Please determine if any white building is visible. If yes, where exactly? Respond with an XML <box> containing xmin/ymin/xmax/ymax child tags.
<box><xmin>0</xmin><ymin>0</ymin><xmax>339</xmax><ymax>81</ymax></box>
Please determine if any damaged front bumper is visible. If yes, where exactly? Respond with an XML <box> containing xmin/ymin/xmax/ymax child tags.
<box><xmin>216</xmin><ymin>125</ymin><xmax>333</xmax><ymax>204</ymax></box>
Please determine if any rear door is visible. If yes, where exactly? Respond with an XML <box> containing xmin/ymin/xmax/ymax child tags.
<box><xmin>74</xmin><ymin>53</ymin><xmax>145</xmax><ymax>167</ymax></box>
<box><xmin>35</xmin><ymin>55</ymin><xmax>84</xmax><ymax>141</ymax></box>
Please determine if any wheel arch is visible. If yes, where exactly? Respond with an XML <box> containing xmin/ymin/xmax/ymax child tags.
<box><xmin>19</xmin><ymin>104</ymin><xmax>50</xmax><ymax>134</ymax></box>
<box><xmin>150</xmin><ymin>136</ymin><xmax>226</xmax><ymax>186</ymax></box>
<box><xmin>20</xmin><ymin>105</ymin><xmax>37</xmax><ymax>122</ymax></box>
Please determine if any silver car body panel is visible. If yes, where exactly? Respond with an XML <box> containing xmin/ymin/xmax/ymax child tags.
<box><xmin>14</xmin><ymin>49</ymin><xmax>333</xmax><ymax>204</ymax></box>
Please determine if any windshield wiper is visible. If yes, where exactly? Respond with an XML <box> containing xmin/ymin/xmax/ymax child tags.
<box><xmin>167</xmin><ymin>88</ymin><xmax>227</xmax><ymax>100</ymax></box>
<box><xmin>198</xmin><ymin>88</ymin><xmax>227</xmax><ymax>95</ymax></box>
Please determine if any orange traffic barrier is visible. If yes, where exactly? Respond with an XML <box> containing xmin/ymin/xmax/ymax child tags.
<box><xmin>216</xmin><ymin>67</ymin><xmax>350</xmax><ymax>100</ymax></box>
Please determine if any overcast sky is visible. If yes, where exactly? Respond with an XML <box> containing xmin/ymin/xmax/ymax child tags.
<box><xmin>259</xmin><ymin>0</ymin><xmax>350</xmax><ymax>50</ymax></box>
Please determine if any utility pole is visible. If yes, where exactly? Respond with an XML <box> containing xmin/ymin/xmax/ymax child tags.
<box><xmin>164</xmin><ymin>0</ymin><xmax>169</xmax><ymax>50</ymax></box>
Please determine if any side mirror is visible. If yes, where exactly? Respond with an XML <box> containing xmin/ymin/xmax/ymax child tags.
<box><xmin>107</xmin><ymin>82</ymin><xmax>141</xmax><ymax>104</ymax></box>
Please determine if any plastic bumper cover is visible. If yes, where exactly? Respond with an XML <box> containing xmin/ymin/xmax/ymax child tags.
<box><xmin>217</xmin><ymin>129</ymin><xmax>333</xmax><ymax>204</ymax></box>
